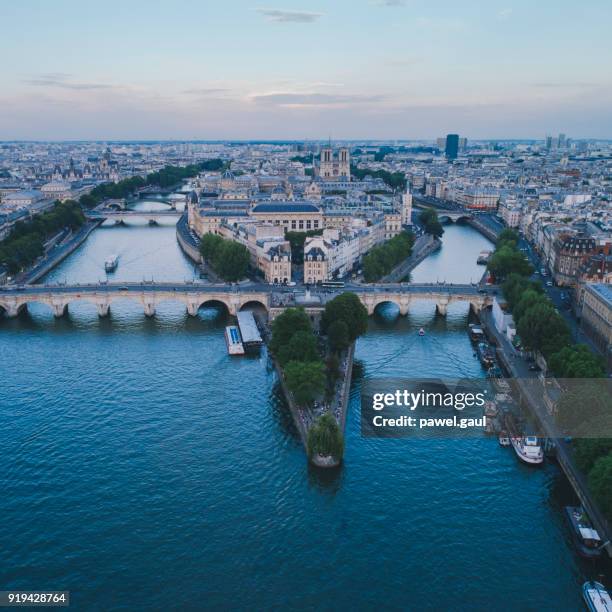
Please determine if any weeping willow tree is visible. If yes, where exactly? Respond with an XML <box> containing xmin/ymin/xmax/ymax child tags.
<box><xmin>307</xmin><ymin>413</ymin><xmax>344</xmax><ymax>462</ymax></box>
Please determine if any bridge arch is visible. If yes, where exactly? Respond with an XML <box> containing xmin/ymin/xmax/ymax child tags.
<box><xmin>438</xmin><ymin>214</ymin><xmax>473</xmax><ymax>224</ymax></box>
<box><xmin>372</xmin><ymin>299</ymin><xmax>401</xmax><ymax>317</ymax></box>
<box><xmin>196</xmin><ymin>298</ymin><xmax>232</xmax><ymax>316</ymax></box>
<box><xmin>238</xmin><ymin>298</ymin><xmax>268</xmax><ymax>312</ymax></box>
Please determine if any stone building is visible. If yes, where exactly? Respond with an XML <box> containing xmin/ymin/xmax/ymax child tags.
<box><xmin>580</xmin><ymin>284</ymin><xmax>612</xmax><ymax>371</ymax></box>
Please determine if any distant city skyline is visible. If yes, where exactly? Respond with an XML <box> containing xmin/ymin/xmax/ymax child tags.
<box><xmin>2</xmin><ymin>0</ymin><xmax>611</xmax><ymax>140</ymax></box>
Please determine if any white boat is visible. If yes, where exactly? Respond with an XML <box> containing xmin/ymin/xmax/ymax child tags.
<box><xmin>583</xmin><ymin>581</ymin><xmax>612</xmax><ymax>612</ymax></box>
<box><xmin>498</xmin><ymin>431</ymin><xmax>510</xmax><ymax>446</ymax></box>
<box><xmin>418</xmin><ymin>328</ymin><xmax>426</xmax><ymax>336</ymax></box>
<box><xmin>104</xmin><ymin>254</ymin><xmax>119</xmax><ymax>273</ymax></box>
<box><xmin>510</xmin><ymin>435</ymin><xmax>544</xmax><ymax>465</ymax></box>
<box><xmin>224</xmin><ymin>325</ymin><xmax>244</xmax><ymax>356</ymax></box>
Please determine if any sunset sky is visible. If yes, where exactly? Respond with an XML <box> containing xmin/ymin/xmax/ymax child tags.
<box><xmin>2</xmin><ymin>0</ymin><xmax>611</xmax><ymax>140</ymax></box>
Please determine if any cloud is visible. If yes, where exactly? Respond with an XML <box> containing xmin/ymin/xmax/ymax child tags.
<box><xmin>23</xmin><ymin>73</ymin><xmax>114</xmax><ymax>90</ymax></box>
<box><xmin>256</xmin><ymin>8</ymin><xmax>323</xmax><ymax>23</ymax></box>
<box><xmin>497</xmin><ymin>8</ymin><xmax>512</xmax><ymax>21</ymax></box>
<box><xmin>182</xmin><ymin>87</ymin><xmax>231</xmax><ymax>95</ymax></box>
<box><xmin>250</xmin><ymin>92</ymin><xmax>384</xmax><ymax>107</ymax></box>
<box><xmin>374</xmin><ymin>0</ymin><xmax>405</xmax><ymax>6</ymax></box>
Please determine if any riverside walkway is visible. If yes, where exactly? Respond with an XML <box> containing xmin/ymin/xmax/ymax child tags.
<box><xmin>480</xmin><ymin>308</ymin><xmax>612</xmax><ymax>557</ymax></box>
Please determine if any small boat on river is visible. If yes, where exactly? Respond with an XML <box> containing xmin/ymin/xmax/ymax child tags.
<box><xmin>510</xmin><ymin>435</ymin><xmax>544</xmax><ymax>465</ymax></box>
<box><xmin>104</xmin><ymin>254</ymin><xmax>119</xmax><ymax>273</ymax></box>
<box><xmin>224</xmin><ymin>325</ymin><xmax>245</xmax><ymax>356</ymax></box>
<box><xmin>564</xmin><ymin>506</ymin><xmax>603</xmax><ymax>559</ymax></box>
<box><xmin>582</xmin><ymin>581</ymin><xmax>611</xmax><ymax>612</ymax></box>
<box><xmin>476</xmin><ymin>342</ymin><xmax>496</xmax><ymax>368</ymax></box>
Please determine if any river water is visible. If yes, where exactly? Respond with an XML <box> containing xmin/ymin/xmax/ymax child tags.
<box><xmin>0</xmin><ymin>212</ymin><xmax>604</xmax><ymax>610</ymax></box>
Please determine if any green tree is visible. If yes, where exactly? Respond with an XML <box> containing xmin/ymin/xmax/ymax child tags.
<box><xmin>487</xmin><ymin>245</ymin><xmax>533</xmax><ymax>280</ymax></box>
<box><xmin>554</xmin><ymin>380</ymin><xmax>612</xmax><ymax>434</ymax></box>
<box><xmin>200</xmin><ymin>233</ymin><xmax>223</xmax><ymax>261</ymax></box>
<box><xmin>513</xmin><ymin>290</ymin><xmax>547</xmax><ymax>323</ymax></box>
<box><xmin>199</xmin><ymin>234</ymin><xmax>249</xmax><ymax>281</ymax></box>
<box><xmin>548</xmin><ymin>345</ymin><xmax>606</xmax><ymax>378</ymax></box>
<box><xmin>0</xmin><ymin>200</ymin><xmax>85</xmax><ymax>273</ymax></box>
<box><xmin>497</xmin><ymin>228</ymin><xmax>520</xmax><ymax>247</ymax></box>
<box><xmin>327</xmin><ymin>320</ymin><xmax>350</xmax><ymax>353</ymax></box>
<box><xmin>284</xmin><ymin>360</ymin><xmax>326</xmax><ymax>406</ymax></box>
<box><xmin>321</xmin><ymin>292</ymin><xmax>368</xmax><ymax>342</ymax></box>
<box><xmin>588</xmin><ymin>453</ymin><xmax>612</xmax><ymax>520</ymax></box>
<box><xmin>574</xmin><ymin>439</ymin><xmax>612</xmax><ymax>473</ymax></box>
<box><xmin>276</xmin><ymin>330</ymin><xmax>320</xmax><ymax>367</ymax></box>
<box><xmin>361</xmin><ymin>231</ymin><xmax>414</xmax><ymax>282</ymax></box>
<box><xmin>307</xmin><ymin>413</ymin><xmax>344</xmax><ymax>461</ymax></box>
<box><xmin>419</xmin><ymin>208</ymin><xmax>444</xmax><ymax>238</ymax></box>
<box><xmin>516</xmin><ymin>302</ymin><xmax>570</xmax><ymax>356</ymax></box>
<box><xmin>214</xmin><ymin>240</ymin><xmax>250</xmax><ymax>282</ymax></box>
<box><xmin>502</xmin><ymin>274</ymin><xmax>543</xmax><ymax>310</ymax></box>
<box><xmin>350</xmin><ymin>166</ymin><xmax>406</xmax><ymax>190</ymax></box>
<box><xmin>269</xmin><ymin>308</ymin><xmax>312</xmax><ymax>355</ymax></box>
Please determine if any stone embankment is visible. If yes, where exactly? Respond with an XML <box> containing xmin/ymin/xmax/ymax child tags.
<box><xmin>380</xmin><ymin>235</ymin><xmax>441</xmax><ymax>283</ymax></box>
<box><xmin>269</xmin><ymin>339</ymin><xmax>355</xmax><ymax>469</ymax></box>
<box><xmin>19</xmin><ymin>220</ymin><xmax>102</xmax><ymax>284</ymax></box>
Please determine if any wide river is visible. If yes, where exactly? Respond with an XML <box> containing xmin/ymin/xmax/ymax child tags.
<box><xmin>0</xmin><ymin>207</ymin><xmax>606</xmax><ymax>610</ymax></box>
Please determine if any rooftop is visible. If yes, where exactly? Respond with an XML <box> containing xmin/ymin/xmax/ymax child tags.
<box><xmin>588</xmin><ymin>283</ymin><xmax>612</xmax><ymax>305</ymax></box>
<box><xmin>252</xmin><ymin>202</ymin><xmax>320</xmax><ymax>214</ymax></box>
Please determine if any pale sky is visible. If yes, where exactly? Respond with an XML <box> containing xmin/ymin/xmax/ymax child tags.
<box><xmin>1</xmin><ymin>0</ymin><xmax>611</xmax><ymax>140</ymax></box>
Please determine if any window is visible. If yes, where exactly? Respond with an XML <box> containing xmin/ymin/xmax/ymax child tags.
<box><xmin>299</xmin><ymin>221</ymin><xmax>304</xmax><ymax>230</ymax></box>
<box><xmin>291</xmin><ymin>220</ymin><xmax>296</xmax><ymax>229</ymax></box>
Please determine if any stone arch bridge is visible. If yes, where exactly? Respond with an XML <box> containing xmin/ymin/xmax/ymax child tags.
<box><xmin>0</xmin><ymin>282</ymin><xmax>494</xmax><ymax>319</ymax></box>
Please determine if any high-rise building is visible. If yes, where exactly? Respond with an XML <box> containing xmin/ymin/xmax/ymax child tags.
<box><xmin>445</xmin><ymin>134</ymin><xmax>459</xmax><ymax>159</ymax></box>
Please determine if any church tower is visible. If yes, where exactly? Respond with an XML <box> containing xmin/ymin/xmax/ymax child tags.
<box><xmin>338</xmin><ymin>148</ymin><xmax>350</xmax><ymax>179</ymax></box>
<box><xmin>401</xmin><ymin>187</ymin><xmax>413</xmax><ymax>225</ymax></box>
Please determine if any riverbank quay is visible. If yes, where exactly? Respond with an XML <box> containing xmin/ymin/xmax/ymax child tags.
<box><xmin>467</xmin><ymin>217</ymin><xmax>501</xmax><ymax>243</ymax></box>
<box><xmin>336</xmin><ymin>343</ymin><xmax>355</xmax><ymax>432</ymax></box>
<box><xmin>479</xmin><ymin>307</ymin><xmax>612</xmax><ymax>557</ymax></box>
<box><xmin>17</xmin><ymin>220</ymin><xmax>102</xmax><ymax>284</ymax></box>
<box><xmin>176</xmin><ymin>214</ymin><xmax>202</xmax><ymax>264</ymax></box>
<box><xmin>176</xmin><ymin>214</ymin><xmax>227</xmax><ymax>282</ymax></box>
<box><xmin>381</xmin><ymin>235</ymin><xmax>441</xmax><ymax>282</ymax></box>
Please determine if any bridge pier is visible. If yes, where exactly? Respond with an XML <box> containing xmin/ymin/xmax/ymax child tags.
<box><xmin>228</xmin><ymin>297</ymin><xmax>240</xmax><ymax>317</ymax></box>
<box><xmin>4</xmin><ymin>303</ymin><xmax>25</xmax><ymax>318</ymax></box>
<box><xmin>52</xmin><ymin>302</ymin><xmax>68</xmax><ymax>318</ymax></box>
<box><xmin>469</xmin><ymin>298</ymin><xmax>485</xmax><ymax>315</ymax></box>
<box><xmin>436</xmin><ymin>298</ymin><xmax>449</xmax><ymax>316</ymax></box>
<box><xmin>399</xmin><ymin>297</ymin><xmax>411</xmax><ymax>316</ymax></box>
<box><xmin>186</xmin><ymin>301</ymin><xmax>199</xmax><ymax>316</ymax></box>
<box><xmin>97</xmin><ymin>302</ymin><xmax>110</xmax><ymax>317</ymax></box>
<box><xmin>143</xmin><ymin>302</ymin><xmax>156</xmax><ymax>317</ymax></box>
